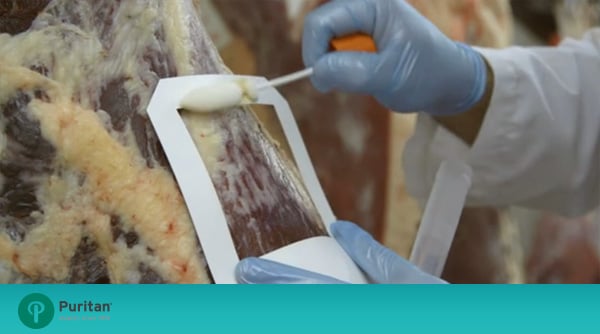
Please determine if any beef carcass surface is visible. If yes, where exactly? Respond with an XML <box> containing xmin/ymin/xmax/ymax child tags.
<box><xmin>0</xmin><ymin>0</ymin><xmax>326</xmax><ymax>283</ymax></box>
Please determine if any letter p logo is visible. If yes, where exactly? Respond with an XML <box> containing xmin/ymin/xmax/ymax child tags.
<box><xmin>18</xmin><ymin>293</ymin><xmax>54</xmax><ymax>329</ymax></box>
<box><xmin>28</xmin><ymin>301</ymin><xmax>45</xmax><ymax>323</ymax></box>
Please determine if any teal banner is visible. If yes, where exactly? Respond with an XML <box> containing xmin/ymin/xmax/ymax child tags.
<box><xmin>1</xmin><ymin>285</ymin><xmax>598</xmax><ymax>333</ymax></box>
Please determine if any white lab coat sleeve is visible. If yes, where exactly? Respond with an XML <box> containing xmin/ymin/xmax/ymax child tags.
<box><xmin>403</xmin><ymin>29</ymin><xmax>600</xmax><ymax>217</ymax></box>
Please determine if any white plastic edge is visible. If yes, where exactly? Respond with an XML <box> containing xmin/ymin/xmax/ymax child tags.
<box><xmin>409</xmin><ymin>159</ymin><xmax>473</xmax><ymax>277</ymax></box>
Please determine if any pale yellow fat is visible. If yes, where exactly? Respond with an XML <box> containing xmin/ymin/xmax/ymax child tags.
<box><xmin>0</xmin><ymin>64</ymin><xmax>208</xmax><ymax>283</ymax></box>
<box><xmin>31</xmin><ymin>96</ymin><xmax>209</xmax><ymax>283</ymax></box>
<box><xmin>0</xmin><ymin>0</ymin><xmax>218</xmax><ymax>283</ymax></box>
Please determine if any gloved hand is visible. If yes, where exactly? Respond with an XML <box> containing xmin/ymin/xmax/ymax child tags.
<box><xmin>235</xmin><ymin>221</ymin><xmax>446</xmax><ymax>284</ymax></box>
<box><xmin>303</xmin><ymin>0</ymin><xmax>487</xmax><ymax>115</ymax></box>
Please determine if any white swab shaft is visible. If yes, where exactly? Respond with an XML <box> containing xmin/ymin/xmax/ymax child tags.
<box><xmin>256</xmin><ymin>68</ymin><xmax>314</xmax><ymax>90</ymax></box>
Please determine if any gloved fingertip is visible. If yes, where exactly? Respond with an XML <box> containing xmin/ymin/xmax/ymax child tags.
<box><xmin>308</xmin><ymin>78</ymin><xmax>329</xmax><ymax>93</ymax></box>
<box><xmin>234</xmin><ymin>257</ymin><xmax>262</xmax><ymax>284</ymax></box>
<box><xmin>235</xmin><ymin>257</ymin><xmax>348</xmax><ymax>284</ymax></box>
<box><xmin>330</xmin><ymin>220</ymin><xmax>368</xmax><ymax>241</ymax></box>
<box><xmin>309</xmin><ymin>63</ymin><xmax>334</xmax><ymax>93</ymax></box>
<box><xmin>301</xmin><ymin>34</ymin><xmax>323</xmax><ymax>69</ymax></box>
<box><xmin>236</xmin><ymin>257</ymin><xmax>298</xmax><ymax>284</ymax></box>
<box><xmin>312</xmin><ymin>52</ymin><xmax>379</xmax><ymax>94</ymax></box>
<box><xmin>301</xmin><ymin>3</ymin><xmax>337</xmax><ymax>68</ymax></box>
<box><xmin>329</xmin><ymin>221</ymin><xmax>380</xmax><ymax>265</ymax></box>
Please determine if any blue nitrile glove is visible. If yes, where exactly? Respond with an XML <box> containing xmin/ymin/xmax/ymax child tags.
<box><xmin>303</xmin><ymin>0</ymin><xmax>487</xmax><ymax>115</ymax></box>
<box><xmin>235</xmin><ymin>221</ymin><xmax>446</xmax><ymax>284</ymax></box>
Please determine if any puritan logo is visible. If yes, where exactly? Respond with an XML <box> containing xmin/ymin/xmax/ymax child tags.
<box><xmin>18</xmin><ymin>293</ymin><xmax>55</xmax><ymax>329</ymax></box>
<box><xmin>57</xmin><ymin>299</ymin><xmax>112</xmax><ymax>322</ymax></box>
<box><xmin>18</xmin><ymin>294</ymin><xmax>113</xmax><ymax>328</ymax></box>
<box><xmin>59</xmin><ymin>301</ymin><xmax>111</xmax><ymax>312</ymax></box>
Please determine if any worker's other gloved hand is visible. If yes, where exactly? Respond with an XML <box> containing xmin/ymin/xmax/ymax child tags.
<box><xmin>235</xmin><ymin>221</ymin><xmax>446</xmax><ymax>284</ymax></box>
<box><xmin>303</xmin><ymin>0</ymin><xmax>487</xmax><ymax>115</ymax></box>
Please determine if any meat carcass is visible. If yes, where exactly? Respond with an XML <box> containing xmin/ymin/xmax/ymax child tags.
<box><xmin>0</xmin><ymin>0</ymin><xmax>326</xmax><ymax>284</ymax></box>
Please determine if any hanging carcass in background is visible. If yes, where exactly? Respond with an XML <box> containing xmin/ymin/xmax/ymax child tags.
<box><xmin>207</xmin><ymin>0</ymin><xmax>392</xmax><ymax>241</ymax></box>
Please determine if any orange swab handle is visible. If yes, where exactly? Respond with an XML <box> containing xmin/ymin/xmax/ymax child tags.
<box><xmin>330</xmin><ymin>33</ymin><xmax>377</xmax><ymax>52</ymax></box>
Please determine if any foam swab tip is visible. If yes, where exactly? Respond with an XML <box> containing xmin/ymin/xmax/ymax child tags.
<box><xmin>180</xmin><ymin>80</ymin><xmax>245</xmax><ymax>112</ymax></box>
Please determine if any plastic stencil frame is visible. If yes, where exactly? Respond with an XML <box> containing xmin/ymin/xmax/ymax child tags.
<box><xmin>147</xmin><ymin>75</ymin><xmax>367</xmax><ymax>284</ymax></box>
